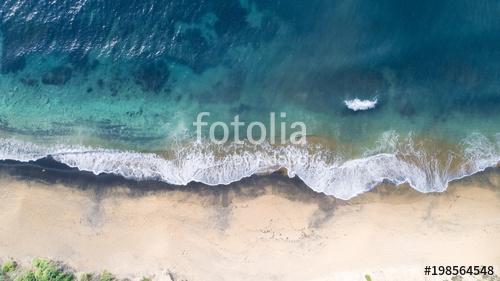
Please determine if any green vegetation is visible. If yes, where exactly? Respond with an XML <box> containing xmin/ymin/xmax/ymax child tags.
<box><xmin>97</xmin><ymin>271</ymin><xmax>114</xmax><ymax>281</ymax></box>
<box><xmin>78</xmin><ymin>273</ymin><xmax>91</xmax><ymax>281</ymax></box>
<box><xmin>140</xmin><ymin>278</ymin><xmax>152</xmax><ymax>281</ymax></box>
<box><xmin>12</xmin><ymin>271</ymin><xmax>36</xmax><ymax>281</ymax></box>
<box><xmin>364</xmin><ymin>274</ymin><xmax>372</xmax><ymax>281</ymax></box>
<box><xmin>0</xmin><ymin>258</ymin><xmax>130</xmax><ymax>281</ymax></box>
<box><xmin>1</xmin><ymin>260</ymin><xmax>17</xmax><ymax>274</ymax></box>
<box><xmin>14</xmin><ymin>258</ymin><xmax>73</xmax><ymax>281</ymax></box>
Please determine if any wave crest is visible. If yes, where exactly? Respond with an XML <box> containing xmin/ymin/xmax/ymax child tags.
<box><xmin>344</xmin><ymin>98</ymin><xmax>378</xmax><ymax>111</ymax></box>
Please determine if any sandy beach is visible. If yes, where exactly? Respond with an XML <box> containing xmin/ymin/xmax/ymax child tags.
<box><xmin>0</xmin><ymin>166</ymin><xmax>499</xmax><ymax>281</ymax></box>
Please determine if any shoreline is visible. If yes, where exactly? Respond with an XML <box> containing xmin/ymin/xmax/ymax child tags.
<box><xmin>1</xmin><ymin>130</ymin><xmax>499</xmax><ymax>201</ymax></box>
<box><xmin>0</xmin><ymin>165</ymin><xmax>499</xmax><ymax>280</ymax></box>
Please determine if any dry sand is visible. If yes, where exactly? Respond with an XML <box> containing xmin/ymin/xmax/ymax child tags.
<box><xmin>0</xmin><ymin>169</ymin><xmax>499</xmax><ymax>281</ymax></box>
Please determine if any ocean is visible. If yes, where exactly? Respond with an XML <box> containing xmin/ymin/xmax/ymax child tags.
<box><xmin>0</xmin><ymin>0</ymin><xmax>498</xmax><ymax>199</ymax></box>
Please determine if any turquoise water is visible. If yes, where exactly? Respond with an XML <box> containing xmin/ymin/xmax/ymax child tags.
<box><xmin>0</xmin><ymin>0</ymin><xmax>499</xmax><ymax>199</ymax></box>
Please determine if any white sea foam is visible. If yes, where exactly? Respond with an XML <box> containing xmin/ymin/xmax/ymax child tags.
<box><xmin>344</xmin><ymin>98</ymin><xmax>378</xmax><ymax>111</ymax></box>
<box><xmin>0</xmin><ymin>133</ymin><xmax>498</xmax><ymax>200</ymax></box>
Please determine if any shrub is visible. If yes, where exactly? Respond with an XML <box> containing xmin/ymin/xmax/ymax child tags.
<box><xmin>14</xmin><ymin>271</ymin><xmax>36</xmax><ymax>281</ymax></box>
<box><xmin>1</xmin><ymin>259</ymin><xmax>17</xmax><ymax>273</ymax></box>
<box><xmin>14</xmin><ymin>258</ymin><xmax>74</xmax><ymax>281</ymax></box>
<box><xmin>98</xmin><ymin>271</ymin><xmax>114</xmax><ymax>281</ymax></box>
<box><xmin>31</xmin><ymin>258</ymin><xmax>74</xmax><ymax>281</ymax></box>
<box><xmin>79</xmin><ymin>273</ymin><xmax>92</xmax><ymax>281</ymax></box>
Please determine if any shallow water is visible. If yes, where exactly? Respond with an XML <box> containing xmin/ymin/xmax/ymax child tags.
<box><xmin>0</xmin><ymin>0</ymin><xmax>499</xmax><ymax>199</ymax></box>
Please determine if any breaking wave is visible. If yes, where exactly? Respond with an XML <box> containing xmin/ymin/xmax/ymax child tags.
<box><xmin>0</xmin><ymin>132</ymin><xmax>498</xmax><ymax>200</ymax></box>
<box><xmin>344</xmin><ymin>98</ymin><xmax>378</xmax><ymax>111</ymax></box>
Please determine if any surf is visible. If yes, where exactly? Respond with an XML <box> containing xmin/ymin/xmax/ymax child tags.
<box><xmin>0</xmin><ymin>132</ymin><xmax>497</xmax><ymax>200</ymax></box>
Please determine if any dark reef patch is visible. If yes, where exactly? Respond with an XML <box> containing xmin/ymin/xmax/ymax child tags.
<box><xmin>0</xmin><ymin>55</ymin><xmax>26</xmax><ymax>74</ymax></box>
<box><xmin>41</xmin><ymin>66</ymin><xmax>73</xmax><ymax>85</ymax></box>
<box><xmin>212</xmin><ymin>0</ymin><xmax>249</xmax><ymax>36</ymax></box>
<box><xmin>20</xmin><ymin>77</ymin><xmax>39</xmax><ymax>87</ymax></box>
<box><xmin>68</xmin><ymin>50</ymin><xmax>100</xmax><ymax>73</ymax></box>
<box><xmin>126</xmin><ymin>108</ymin><xmax>143</xmax><ymax>118</ymax></box>
<box><xmin>133</xmin><ymin>60</ymin><xmax>170</xmax><ymax>93</ymax></box>
<box><xmin>97</xmin><ymin>79</ymin><xmax>105</xmax><ymax>89</ymax></box>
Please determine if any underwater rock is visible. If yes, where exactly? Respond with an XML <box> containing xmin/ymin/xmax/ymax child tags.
<box><xmin>1</xmin><ymin>55</ymin><xmax>26</xmax><ymax>74</ymax></box>
<box><xmin>42</xmin><ymin>66</ymin><xmax>73</xmax><ymax>85</ymax></box>
<box><xmin>133</xmin><ymin>61</ymin><xmax>169</xmax><ymax>92</ymax></box>
<box><xmin>126</xmin><ymin>108</ymin><xmax>143</xmax><ymax>118</ymax></box>
<box><xmin>97</xmin><ymin>79</ymin><xmax>105</xmax><ymax>89</ymax></box>
<box><xmin>20</xmin><ymin>77</ymin><xmax>39</xmax><ymax>87</ymax></box>
<box><xmin>109</xmin><ymin>83</ymin><xmax>118</xmax><ymax>97</ymax></box>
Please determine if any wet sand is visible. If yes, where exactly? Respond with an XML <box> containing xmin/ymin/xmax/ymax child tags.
<box><xmin>0</xmin><ymin>164</ymin><xmax>499</xmax><ymax>281</ymax></box>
